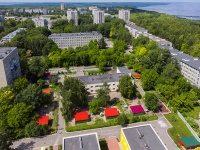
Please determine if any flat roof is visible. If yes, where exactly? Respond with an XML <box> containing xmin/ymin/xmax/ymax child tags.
<box><xmin>37</xmin><ymin>116</ymin><xmax>49</xmax><ymax>125</ymax></box>
<box><xmin>130</xmin><ymin>105</ymin><xmax>145</xmax><ymax>114</ymax></box>
<box><xmin>169</xmin><ymin>48</ymin><xmax>200</xmax><ymax>71</ymax></box>
<box><xmin>179</xmin><ymin>136</ymin><xmax>200</xmax><ymax>147</ymax></box>
<box><xmin>63</xmin><ymin>133</ymin><xmax>100</xmax><ymax>150</ymax></box>
<box><xmin>122</xmin><ymin>124</ymin><xmax>167</xmax><ymax>150</ymax></box>
<box><xmin>2</xmin><ymin>28</ymin><xmax>26</xmax><ymax>40</ymax></box>
<box><xmin>105</xmin><ymin>136</ymin><xmax>120</xmax><ymax>150</ymax></box>
<box><xmin>104</xmin><ymin>108</ymin><xmax>119</xmax><ymax>117</ymax></box>
<box><xmin>117</xmin><ymin>66</ymin><xmax>130</xmax><ymax>74</ymax></box>
<box><xmin>48</xmin><ymin>32</ymin><xmax>102</xmax><ymax>38</ymax></box>
<box><xmin>74</xmin><ymin>111</ymin><xmax>89</xmax><ymax>122</ymax></box>
<box><xmin>0</xmin><ymin>47</ymin><xmax>17</xmax><ymax>60</ymax></box>
<box><xmin>76</xmin><ymin>73</ymin><xmax>127</xmax><ymax>85</ymax></box>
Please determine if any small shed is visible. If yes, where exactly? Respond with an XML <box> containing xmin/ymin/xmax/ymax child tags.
<box><xmin>130</xmin><ymin>105</ymin><xmax>145</xmax><ymax>116</ymax></box>
<box><xmin>74</xmin><ymin>111</ymin><xmax>89</xmax><ymax>123</ymax></box>
<box><xmin>104</xmin><ymin>108</ymin><xmax>119</xmax><ymax>119</ymax></box>
<box><xmin>42</xmin><ymin>88</ymin><xmax>51</xmax><ymax>94</ymax></box>
<box><xmin>178</xmin><ymin>136</ymin><xmax>200</xmax><ymax>149</ymax></box>
<box><xmin>37</xmin><ymin>116</ymin><xmax>49</xmax><ymax>125</ymax></box>
<box><xmin>134</xmin><ymin>73</ymin><xmax>141</xmax><ymax>79</ymax></box>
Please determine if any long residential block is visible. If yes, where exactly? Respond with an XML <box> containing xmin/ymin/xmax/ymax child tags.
<box><xmin>0</xmin><ymin>47</ymin><xmax>21</xmax><ymax>88</ymax></box>
<box><xmin>170</xmin><ymin>48</ymin><xmax>200</xmax><ymax>88</ymax></box>
<box><xmin>48</xmin><ymin>32</ymin><xmax>102</xmax><ymax>49</ymax></box>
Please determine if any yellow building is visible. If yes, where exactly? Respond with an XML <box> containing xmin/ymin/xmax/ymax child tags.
<box><xmin>120</xmin><ymin>124</ymin><xmax>167</xmax><ymax>150</ymax></box>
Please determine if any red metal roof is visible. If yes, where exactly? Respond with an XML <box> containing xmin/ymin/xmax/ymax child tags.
<box><xmin>42</xmin><ymin>88</ymin><xmax>51</xmax><ymax>94</ymax></box>
<box><xmin>74</xmin><ymin>111</ymin><xmax>89</xmax><ymax>122</ymax></box>
<box><xmin>104</xmin><ymin>108</ymin><xmax>119</xmax><ymax>117</ymax></box>
<box><xmin>43</xmin><ymin>73</ymin><xmax>51</xmax><ymax>79</ymax></box>
<box><xmin>106</xmin><ymin>137</ymin><xmax>120</xmax><ymax>150</ymax></box>
<box><xmin>37</xmin><ymin>116</ymin><xmax>49</xmax><ymax>125</ymax></box>
<box><xmin>130</xmin><ymin>105</ymin><xmax>145</xmax><ymax>114</ymax></box>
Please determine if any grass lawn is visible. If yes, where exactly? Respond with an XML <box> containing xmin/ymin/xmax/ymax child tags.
<box><xmin>99</xmin><ymin>139</ymin><xmax>108</xmax><ymax>150</ymax></box>
<box><xmin>183</xmin><ymin>106</ymin><xmax>200</xmax><ymax>119</ymax></box>
<box><xmin>51</xmin><ymin>108</ymin><xmax>58</xmax><ymax>129</ymax></box>
<box><xmin>165</xmin><ymin>113</ymin><xmax>193</xmax><ymax>146</ymax></box>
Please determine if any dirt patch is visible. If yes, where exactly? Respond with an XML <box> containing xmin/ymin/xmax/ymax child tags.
<box><xmin>158</xmin><ymin>101</ymin><xmax>169</xmax><ymax>113</ymax></box>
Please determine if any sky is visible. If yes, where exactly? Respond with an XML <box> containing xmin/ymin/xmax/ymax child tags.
<box><xmin>0</xmin><ymin>0</ymin><xmax>200</xmax><ymax>2</ymax></box>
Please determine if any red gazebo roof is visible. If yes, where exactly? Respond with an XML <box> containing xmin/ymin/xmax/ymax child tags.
<box><xmin>104</xmin><ymin>108</ymin><xmax>119</xmax><ymax>117</ymax></box>
<box><xmin>74</xmin><ymin>111</ymin><xmax>89</xmax><ymax>122</ymax></box>
<box><xmin>130</xmin><ymin>105</ymin><xmax>145</xmax><ymax>114</ymax></box>
<box><xmin>42</xmin><ymin>88</ymin><xmax>51</xmax><ymax>94</ymax></box>
<box><xmin>37</xmin><ymin>116</ymin><xmax>49</xmax><ymax>125</ymax></box>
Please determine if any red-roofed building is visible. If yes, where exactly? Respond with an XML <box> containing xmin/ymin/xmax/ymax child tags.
<box><xmin>106</xmin><ymin>136</ymin><xmax>120</xmax><ymax>150</ymax></box>
<box><xmin>37</xmin><ymin>116</ymin><xmax>49</xmax><ymax>125</ymax></box>
<box><xmin>42</xmin><ymin>88</ymin><xmax>51</xmax><ymax>94</ymax></box>
<box><xmin>74</xmin><ymin>111</ymin><xmax>89</xmax><ymax>123</ymax></box>
<box><xmin>134</xmin><ymin>73</ymin><xmax>141</xmax><ymax>79</ymax></box>
<box><xmin>42</xmin><ymin>73</ymin><xmax>51</xmax><ymax>80</ymax></box>
<box><xmin>130</xmin><ymin>105</ymin><xmax>145</xmax><ymax>116</ymax></box>
<box><xmin>104</xmin><ymin>108</ymin><xmax>119</xmax><ymax>119</ymax></box>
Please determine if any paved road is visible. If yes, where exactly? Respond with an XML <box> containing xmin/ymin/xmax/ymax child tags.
<box><xmin>12</xmin><ymin>115</ymin><xmax>178</xmax><ymax>150</ymax></box>
<box><xmin>135</xmin><ymin>80</ymin><xmax>145</xmax><ymax>96</ymax></box>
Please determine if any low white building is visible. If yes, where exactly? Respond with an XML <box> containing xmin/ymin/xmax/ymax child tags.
<box><xmin>76</xmin><ymin>73</ymin><xmax>127</xmax><ymax>93</ymax></box>
<box><xmin>170</xmin><ymin>48</ymin><xmax>200</xmax><ymax>88</ymax></box>
<box><xmin>1</xmin><ymin>28</ymin><xmax>26</xmax><ymax>43</ymax></box>
<box><xmin>117</xmin><ymin>66</ymin><xmax>131</xmax><ymax>77</ymax></box>
<box><xmin>48</xmin><ymin>32</ymin><xmax>102</xmax><ymax>49</ymax></box>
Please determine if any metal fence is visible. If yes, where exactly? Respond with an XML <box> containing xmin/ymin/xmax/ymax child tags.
<box><xmin>177</xmin><ymin>111</ymin><xmax>200</xmax><ymax>142</ymax></box>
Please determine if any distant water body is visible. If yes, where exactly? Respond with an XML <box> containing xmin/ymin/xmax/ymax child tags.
<box><xmin>138</xmin><ymin>2</ymin><xmax>200</xmax><ymax>20</ymax></box>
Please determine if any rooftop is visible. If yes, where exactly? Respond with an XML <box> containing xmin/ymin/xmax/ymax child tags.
<box><xmin>48</xmin><ymin>32</ymin><xmax>102</xmax><ymax>38</ymax></box>
<box><xmin>122</xmin><ymin>124</ymin><xmax>167</xmax><ymax>150</ymax></box>
<box><xmin>0</xmin><ymin>47</ymin><xmax>17</xmax><ymax>60</ymax></box>
<box><xmin>2</xmin><ymin>28</ymin><xmax>26</xmax><ymax>40</ymax></box>
<box><xmin>76</xmin><ymin>73</ymin><xmax>127</xmax><ymax>85</ymax></box>
<box><xmin>105</xmin><ymin>136</ymin><xmax>120</xmax><ymax>150</ymax></box>
<box><xmin>104</xmin><ymin>108</ymin><xmax>119</xmax><ymax>117</ymax></box>
<box><xmin>37</xmin><ymin>116</ymin><xmax>49</xmax><ymax>125</ymax></box>
<box><xmin>117</xmin><ymin>66</ymin><xmax>130</xmax><ymax>74</ymax></box>
<box><xmin>63</xmin><ymin>133</ymin><xmax>100</xmax><ymax>150</ymax></box>
<box><xmin>169</xmin><ymin>48</ymin><xmax>200</xmax><ymax>71</ymax></box>
<box><xmin>74</xmin><ymin>111</ymin><xmax>89</xmax><ymax>122</ymax></box>
<box><xmin>125</xmin><ymin>22</ymin><xmax>148</xmax><ymax>32</ymax></box>
<box><xmin>179</xmin><ymin>136</ymin><xmax>200</xmax><ymax>147</ymax></box>
<box><xmin>130</xmin><ymin>105</ymin><xmax>145</xmax><ymax>114</ymax></box>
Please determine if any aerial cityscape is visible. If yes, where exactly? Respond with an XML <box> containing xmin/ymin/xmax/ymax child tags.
<box><xmin>0</xmin><ymin>1</ymin><xmax>200</xmax><ymax>150</ymax></box>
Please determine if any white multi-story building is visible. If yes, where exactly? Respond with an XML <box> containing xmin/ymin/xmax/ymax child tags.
<box><xmin>0</xmin><ymin>15</ymin><xmax>5</xmax><ymax>23</ymax></box>
<box><xmin>48</xmin><ymin>32</ymin><xmax>102</xmax><ymax>49</ymax></box>
<box><xmin>93</xmin><ymin>10</ymin><xmax>104</xmax><ymax>24</ymax></box>
<box><xmin>89</xmin><ymin>6</ymin><xmax>97</xmax><ymax>11</ymax></box>
<box><xmin>119</xmin><ymin>9</ymin><xmax>130</xmax><ymax>21</ymax></box>
<box><xmin>76</xmin><ymin>73</ymin><xmax>128</xmax><ymax>93</ymax></box>
<box><xmin>32</xmin><ymin>17</ymin><xmax>48</xmax><ymax>28</ymax></box>
<box><xmin>170</xmin><ymin>48</ymin><xmax>200</xmax><ymax>88</ymax></box>
<box><xmin>67</xmin><ymin>9</ymin><xmax>78</xmax><ymax>26</ymax></box>
<box><xmin>1</xmin><ymin>28</ymin><xmax>26</xmax><ymax>43</ymax></box>
<box><xmin>43</xmin><ymin>8</ymin><xmax>48</xmax><ymax>15</ymax></box>
<box><xmin>61</xmin><ymin>3</ymin><xmax>66</xmax><ymax>11</ymax></box>
<box><xmin>0</xmin><ymin>47</ymin><xmax>21</xmax><ymax>88</ymax></box>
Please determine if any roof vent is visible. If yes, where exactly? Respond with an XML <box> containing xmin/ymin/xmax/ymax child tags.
<box><xmin>182</xmin><ymin>58</ymin><xmax>190</xmax><ymax>62</ymax></box>
<box><xmin>194</xmin><ymin>58</ymin><xmax>198</xmax><ymax>60</ymax></box>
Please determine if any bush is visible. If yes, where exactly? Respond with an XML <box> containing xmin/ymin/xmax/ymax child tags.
<box><xmin>117</xmin><ymin>114</ymin><xmax>129</xmax><ymax>125</ymax></box>
<box><xmin>136</xmin><ymin>91</ymin><xmax>142</xmax><ymax>99</ymax></box>
<box><xmin>140</xmin><ymin>116</ymin><xmax>147</xmax><ymax>122</ymax></box>
<box><xmin>131</xmin><ymin>116</ymin><xmax>140</xmax><ymax>123</ymax></box>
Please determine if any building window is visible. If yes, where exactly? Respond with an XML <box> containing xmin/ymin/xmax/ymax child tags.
<box><xmin>113</xmin><ymin>88</ymin><xmax>115</xmax><ymax>90</ymax></box>
<box><xmin>91</xmin><ymin>86</ymin><xmax>93</xmax><ymax>88</ymax></box>
<box><xmin>91</xmin><ymin>90</ymin><xmax>93</xmax><ymax>92</ymax></box>
<box><xmin>113</xmin><ymin>84</ymin><xmax>115</xmax><ymax>86</ymax></box>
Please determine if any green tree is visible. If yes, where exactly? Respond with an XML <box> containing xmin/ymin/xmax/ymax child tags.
<box><xmin>118</xmin><ymin>75</ymin><xmax>136</xmax><ymax>99</ymax></box>
<box><xmin>175</xmin><ymin>77</ymin><xmax>191</xmax><ymax>94</ymax></box>
<box><xmin>141</xmin><ymin>69</ymin><xmax>159</xmax><ymax>90</ymax></box>
<box><xmin>144</xmin><ymin>93</ymin><xmax>159</xmax><ymax>112</ymax></box>
<box><xmin>37</xmin><ymin>79</ymin><xmax>45</xmax><ymax>87</ymax></box>
<box><xmin>25</xmin><ymin>121</ymin><xmax>41</xmax><ymax>137</ymax></box>
<box><xmin>98</xmin><ymin>38</ymin><xmax>107</xmax><ymax>49</ymax></box>
<box><xmin>14</xmin><ymin>77</ymin><xmax>28</xmax><ymax>92</ymax></box>
<box><xmin>14</xmin><ymin>84</ymin><xmax>46</xmax><ymax>109</ymax></box>
<box><xmin>117</xmin><ymin>114</ymin><xmax>128</xmax><ymax>125</ymax></box>
<box><xmin>0</xmin><ymin>129</ymin><xmax>13</xmax><ymax>150</ymax></box>
<box><xmin>89</xmin><ymin>100</ymin><xmax>100</xmax><ymax>114</ymax></box>
<box><xmin>96</xmin><ymin>82</ymin><xmax>110</xmax><ymax>107</ymax></box>
<box><xmin>161</xmin><ymin>64</ymin><xmax>181</xmax><ymax>81</ymax></box>
<box><xmin>29</xmin><ymin>56</ymin><xmax>47</xmax><ymax>78</ymax></box>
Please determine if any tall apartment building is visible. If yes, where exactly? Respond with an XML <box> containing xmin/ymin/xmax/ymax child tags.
<box><xmin>48</xmin><ymin>32</ymin><xmax>102</xmax><ymax>49</ymax></box>
<box><xmin>43</xmin><ymin>8</ymin><xmax>48</xmax><ymax>15</ymax></box>
<box><xmin>60</xmin><ymin>3</ymin><xmax>66</xmax><ymax>11</ymax></box>
<box><xmin>119</xmin><ymin>9</ymin><xmax>130</xmax><ymax>21</ymax></box>
<box><xmin>67</xmin><ymin>9</ymin><xmax>78</xmax><ymax>26</ymax></box>
<box><xmin>93</xmin><ymin>10</ymin><xmax>104</xmax><ymax>24</ymax></box>
<box><xmin>0</xmin><ymin>47</ymin><xmax>21</xmax><ymax>88</ymax></box>
<box><xmin>32</xmin><ymin>17</ymin><xmax>48</xmax><ymax>28</ymax></box>
<box><xmin>169</xmin><ymin>48</ymin><xmax>200</xmax><ymax>88</ymax></box>
<box><xmin>0</xmin><ymin>15</ymin><xmax>5</xmax><ymax>23</ymax></box>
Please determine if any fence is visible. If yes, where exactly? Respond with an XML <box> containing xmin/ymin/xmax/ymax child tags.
<box><xmin>177</xmin><ymin>111</ymin><xmax>200</xmax><ymax>142</ymax></box>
